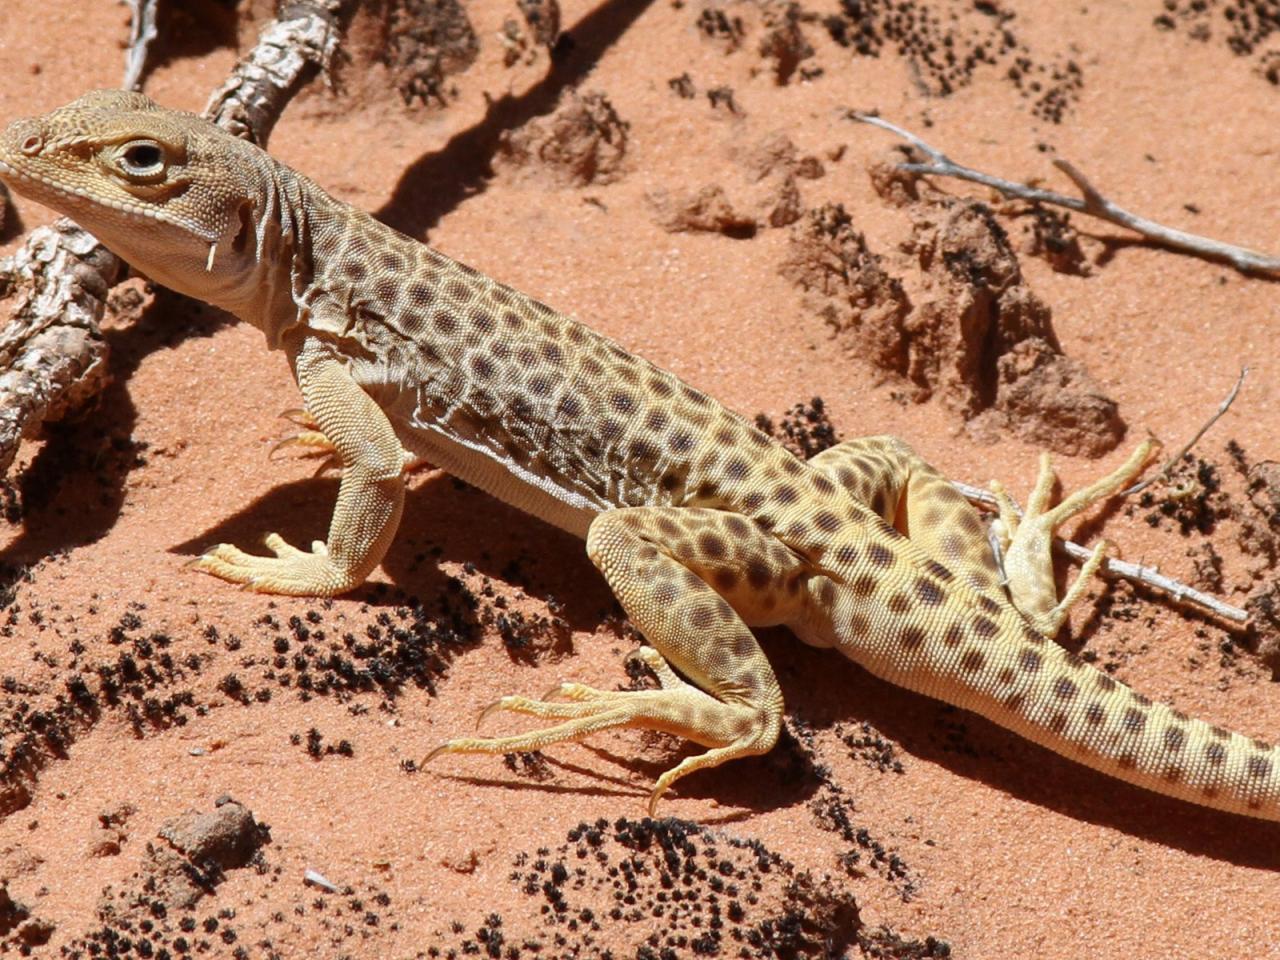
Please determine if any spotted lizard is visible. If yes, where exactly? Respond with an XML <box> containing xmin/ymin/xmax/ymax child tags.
<box><xmin>1</xmin><ymin>90</ymin><xmax>1276</xmax><ymax>820</ymax></box>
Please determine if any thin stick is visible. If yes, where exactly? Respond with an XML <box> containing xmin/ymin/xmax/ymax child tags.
<box><xmin>1120</xmin><ymin>368</ymin><xmax>1247</xmax><ymax>496</ymax></box>
<box><xmin>952</xmin><ymin>480</ymin><xmax>1249</xmax><ymax>625</ymax></box>
<box><xmin>122</xmin><ymin>0</ymin><xmax>161</xmax><ymax>92</ymax></box>
<box><xmin>850</xmin><ymin>112</ymin><xmax>1280</xmax><ymax>278</ymax></box>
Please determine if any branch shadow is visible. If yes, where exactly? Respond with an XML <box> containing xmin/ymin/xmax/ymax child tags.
<box><xmin>0</xmin><ymin>291</ymin><xmax>232</xmax><ymax>579</ymax></box>
<box><xmin>374</xmin><ymin>0</ymin><xmax>659</xmax><ymax>236</ymax></box>
<box><xmin>1087</xmin><ymin>232</ymin><xmax>1280</xmax><ymax>283</ymax></box>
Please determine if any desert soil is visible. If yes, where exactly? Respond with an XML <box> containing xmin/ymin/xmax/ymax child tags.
<box><xmin>1</xmin><ymin>0</ymin><xmax>1278</xmax><ymax>957</ymax></box>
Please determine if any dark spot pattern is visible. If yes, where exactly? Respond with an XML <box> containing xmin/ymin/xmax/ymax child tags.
<box><xmin>916</xmin><ymin>578</ymin><xmax>944</xmax><ymax>606</ymax></box>
<box><xmin>1247</xmin><ymin>756</ymin><xmax>1273</xmax><ymax>780</ymax></box>
<box><xmin>868</xmin><ymin>544</ymin><xmax>894</xmax><ymax>567</ymax></box>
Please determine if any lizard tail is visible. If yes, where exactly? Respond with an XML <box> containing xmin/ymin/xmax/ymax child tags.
<box><xmin>848</xmin><ymin>604</ymin><xmax>1280</xmax><ymax>821</ymax></box>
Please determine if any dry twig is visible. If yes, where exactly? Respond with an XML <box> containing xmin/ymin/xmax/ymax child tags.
<box><xmin>1121</xmin><ymin>368</ymin><xmax>1248</xmax><ymax>496</ymax></box>
<box><xmin>204</xmin><ymin>0</ymin><xmax>349</xmax><ymax>144</ymax></box>
<box><xmin>122</xmin><ymin>0</ymin><xmax>161</xmax><ymax>92</ymax></box>
<box><xmin>952</xmin><ymin>479</ymin><xmax>1249</xmax><ymax>626</ymax></box>
<box><xmin>851</xmin><ymin>112</ymin><xmax>1280</xmax><ymax>278</ymax></box>
<box><xmin>0</xmin><ymin>0</ymin><xmax>354</xmax><ymax>477</ymax></box>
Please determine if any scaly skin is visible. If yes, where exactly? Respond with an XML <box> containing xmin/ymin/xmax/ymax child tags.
<box><xmin>2</xmin><ymin>90</ymin><xmax>1276</xmax><ymax>819</ymax></box>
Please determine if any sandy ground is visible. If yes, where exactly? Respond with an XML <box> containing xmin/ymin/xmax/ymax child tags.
<box><xmin>1</xmin><ymin>0</ymin><xmax>1278</xmax><ymax>957</ymax></box>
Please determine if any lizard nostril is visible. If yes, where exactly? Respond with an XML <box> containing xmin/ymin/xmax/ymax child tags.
<box><xmin>20</xmin><ymin>134</ymin><xmax>43</xmax><ymax>155</ymax></box>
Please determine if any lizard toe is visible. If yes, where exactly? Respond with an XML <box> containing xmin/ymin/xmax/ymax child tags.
<box><xmin>191</xmin><ymin>539</ymin><xmax>360</xmax><ymax>596</ymax></box>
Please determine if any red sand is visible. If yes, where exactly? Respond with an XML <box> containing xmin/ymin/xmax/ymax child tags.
<box><xmin>1</xmin><ymin>1</ymin><xmax>1278</xmax><ymax>956</ymax></box>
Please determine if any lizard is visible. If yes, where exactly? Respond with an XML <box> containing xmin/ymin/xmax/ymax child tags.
<box><xmin>1</xmin><ymin>90</ymin><xmax>1276</xmax><ymax>821</ymax></box>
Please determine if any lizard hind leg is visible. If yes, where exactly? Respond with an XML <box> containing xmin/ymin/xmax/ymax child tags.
<box><xmin>992</xmin><ymin>439</ymin><xmax>1159</xmax><ymax>636</ymax></box>
<box><xmin>806</xmin><ymin>436</ymin><xmax>1004</xmax><ymax>596</ymax></box>
<box><xmin>429</xmin><ymin>506</ymin><xmax>802</xmax><ymax>812</ymax></box>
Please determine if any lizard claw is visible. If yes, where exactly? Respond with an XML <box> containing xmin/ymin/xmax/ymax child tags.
<box><xmin>477</xmin><ymin>697</ymin><xmax>513</xmax><ymax>729</ymax></box>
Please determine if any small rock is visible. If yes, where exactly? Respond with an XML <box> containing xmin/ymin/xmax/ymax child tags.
<box><xmin>0</xmin><ymin>886</ymin><xmax>30</xmax><ymax>936</ymax></box>
<box><xmin>16</xmin><ymin>916</ymin><xmax>54</xmax><ymax>946</ymax></box>
<box><xmin>304</xmin><ymin>868</ymin><xmax>340</xmax><ymax>893</ymax></box>
<box><xmin>143</xmin><ymin>798</ymin><xmax>271</xmax><ymax>909</ymax></box>
<box><xmin>158</xmin><ymin>799</ymin><xmax>266</xmax><ymax>870</ymax></box>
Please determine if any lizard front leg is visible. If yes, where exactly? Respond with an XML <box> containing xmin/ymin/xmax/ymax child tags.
<box><xmin>192</xmin><ymin>337</ymin><xmax>409</xmax><ymax>596</ymax></box>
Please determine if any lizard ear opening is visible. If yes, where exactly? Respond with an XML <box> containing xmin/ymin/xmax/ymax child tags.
<box><xmin>231</xmin><ymin>200</ymin><xmax>254</xmax><ymax>255</ymax></box>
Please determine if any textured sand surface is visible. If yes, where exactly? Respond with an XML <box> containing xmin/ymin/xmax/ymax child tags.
<box><xmin>1</xmin><ymin>1</ymin><xmax>1278</xmax><ymax>957</ymax></box>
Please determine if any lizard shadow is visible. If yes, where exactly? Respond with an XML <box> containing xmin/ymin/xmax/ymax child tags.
<box><xmin>169</xmin><ymin>470</ymin><xmax>616</xmax><ymax>632</ymax></box>
<box><xmin>168</xmin><ymin>474</ymin><xmax>1277</xmax><ymax>858</ymax></box>
<box><xmin>806</xmin><ymin>645</ymin><xmax>1280</xmax><ymax>868</ymax></box>
<box><xmin>375</xmin><ymin>0</ymin><xmax>658</xmax><ymax>236</ymax></box>
<box><xmin>1</xmin><ymin>290</ymin><xmax>231</xmax><ymax>578</ymax></box>
<box><xmin>173</xmin><ymin>474</ymin><xmax>828</xmax><ymax>812</ymax></box>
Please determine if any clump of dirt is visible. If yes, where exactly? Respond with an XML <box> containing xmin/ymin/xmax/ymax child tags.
<box><xmin>152</xmin><ymin>798</ymin><xmax>271</xmax><ymax>908</ymax></box>
<box><xmin>697</xmin><ymin>5</ymin><xmax>748</xmax><ymax>53</ymax></box>
<box><xmin>1139</xmin><ymin>453</ymin><xmax>1231</xmax><ymax>537</ymax></box>
<box><xmin>61</xmin><ymin>798</ymin><xmax>269</xmax><ymax>957</ymax></box>
<box><xmin>781</xmin><ymin>203</ymin><xmax>911</xmax><ymax>375</ymax></box>
<box><xmin>838</xmin><ymin>721</ymin><xmax>907</xmax><ymax>775</ymax></box>
<box><xmin>0</xmin><ymin>601</ymin><xmax>206</xmax><ymax>817</ymax></box>
<box><xmin>0</xmin><ymin>885</ymin><xmax>49</xmax><ymax>953</ymax></box>
<box><xmin>785</xmin><ymin>191</ymin><xmax>1124</xmax><ymax>456</ymax></box>
<box><xmin>425</xmin><ymin>816</ymin><xmax>940</xmax><ymax>957</ymax></box>
<box><xmin>374</xmin><ymin>0</ymin><xmax>479</xmax><ymax>107</ymax></box>
<box><xmin>757</xmin><ymin>1</ymin><xmax>816</xmax><ymax>84</ymax></box>
<box><xmin>785</xmin><ymin>720</ymin><xmax>919</xmax><ymax>901</ymax></box>
<box><xmin>500</xmin><ymin>0</ymin><xmax>561</xmax><ymax>64</ymax></box>
<box><xmin>1154</xmin><ymin>0</ymin><xmax>1280</xmax><ymax>84</ymax></box>
<box><xmin>86</xmin><ymin>801</ymin><xmax>136</xmax><ymax>859</ymax></box>
<box><xmin>1133</xmin><ymin>442</ymin><xmax>1280</xmax><ymax>675</ymax></box>
<box><xmin>821</xmin><ymin>0</ymin><xmax>1084</xmax><ymax>121</ymax></box>
<box><xmin>988</xmin><ymin>337</ymin><xmax>1124</xmax><ymax>457</ymax></box>
<box><xmin>1014</xmin><ymin>203</ymin><xmax>1090</xmax><ymax>275</ymax></box>
<box><xmin>649</xmin><ymin>131</ymin><xmax>823</xmax><ymax>236</ymax></box>
<box><xmin>495</xmin><ymin>90</ymin><xmax>630</xmax><ymax>187</ymax></box>
<box><xmin>755</xmin><ymin>395</ymin><xmax>841</xmax><ymax>460</ymax></box>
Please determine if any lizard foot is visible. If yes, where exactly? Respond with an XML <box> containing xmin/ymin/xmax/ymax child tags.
<box><xmin>190</xmin><ymin>533</ymin><xmax>362</xmax><ymax>596</ymax></box>
<box><xmin>426</xmin><ymin>646</ymin><xmax>780</xmax><ymax>813</ymax></box>
<box><xmin>272</xmin><ymin>409</ymin><xmax>341</xmax><ymax>475</ymax></box>
<box><xmin>991</xmin><ymin>438</ymin><xmax>1159</xmax><ymax>635</ymax></box>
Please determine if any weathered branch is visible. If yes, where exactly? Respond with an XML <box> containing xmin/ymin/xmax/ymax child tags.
<box><xmin>851</xmin><ymin>112</ymin><xmax>1280</xmax><ymax>278</ymax></box>
<box><xmin>122</xmin><ymin>0</ymin><xmax>161</xmax><ymax>92</ymax></box>
<box><xmin>0</xmin><ymin>224</ymin><xmax>124</xmax><ymax>474</ymax></box>
<box><xmin>204</xmin><ymin>0</ymin><xmax>349</xmax><ymax>144</ymax></box>
<box><xmin>0</xmin><ymin>0</ymin><xmax>354</xmax><ymax>477</ymax></box>
<box><xmin>951</xmin><ymin>479</ymin><xmax>1250</xmax><ymax>626</ymax></box>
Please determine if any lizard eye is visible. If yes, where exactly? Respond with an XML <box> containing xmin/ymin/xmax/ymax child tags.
<box><xmin>118</xmin><ymin>140</ymin><xmax>166</xmax><ymax>179</ymax></box>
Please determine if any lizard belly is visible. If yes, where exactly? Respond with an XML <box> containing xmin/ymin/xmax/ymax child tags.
<box><xmin>399</xmin><ymin>423</ymin><xmax>601</xmax><ymax>540</ymax></box>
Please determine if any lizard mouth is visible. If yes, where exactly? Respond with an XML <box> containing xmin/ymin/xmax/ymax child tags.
<box><xmin>0</xmin><ymin>152</ymin><xmax>218</xmax><ymax>244</ymax></box>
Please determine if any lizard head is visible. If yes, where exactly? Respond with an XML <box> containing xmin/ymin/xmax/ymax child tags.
<box><xmin>0</xmin><ymin>90</ymin><xmax>267</xmax><ymax>299</ymax></box>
